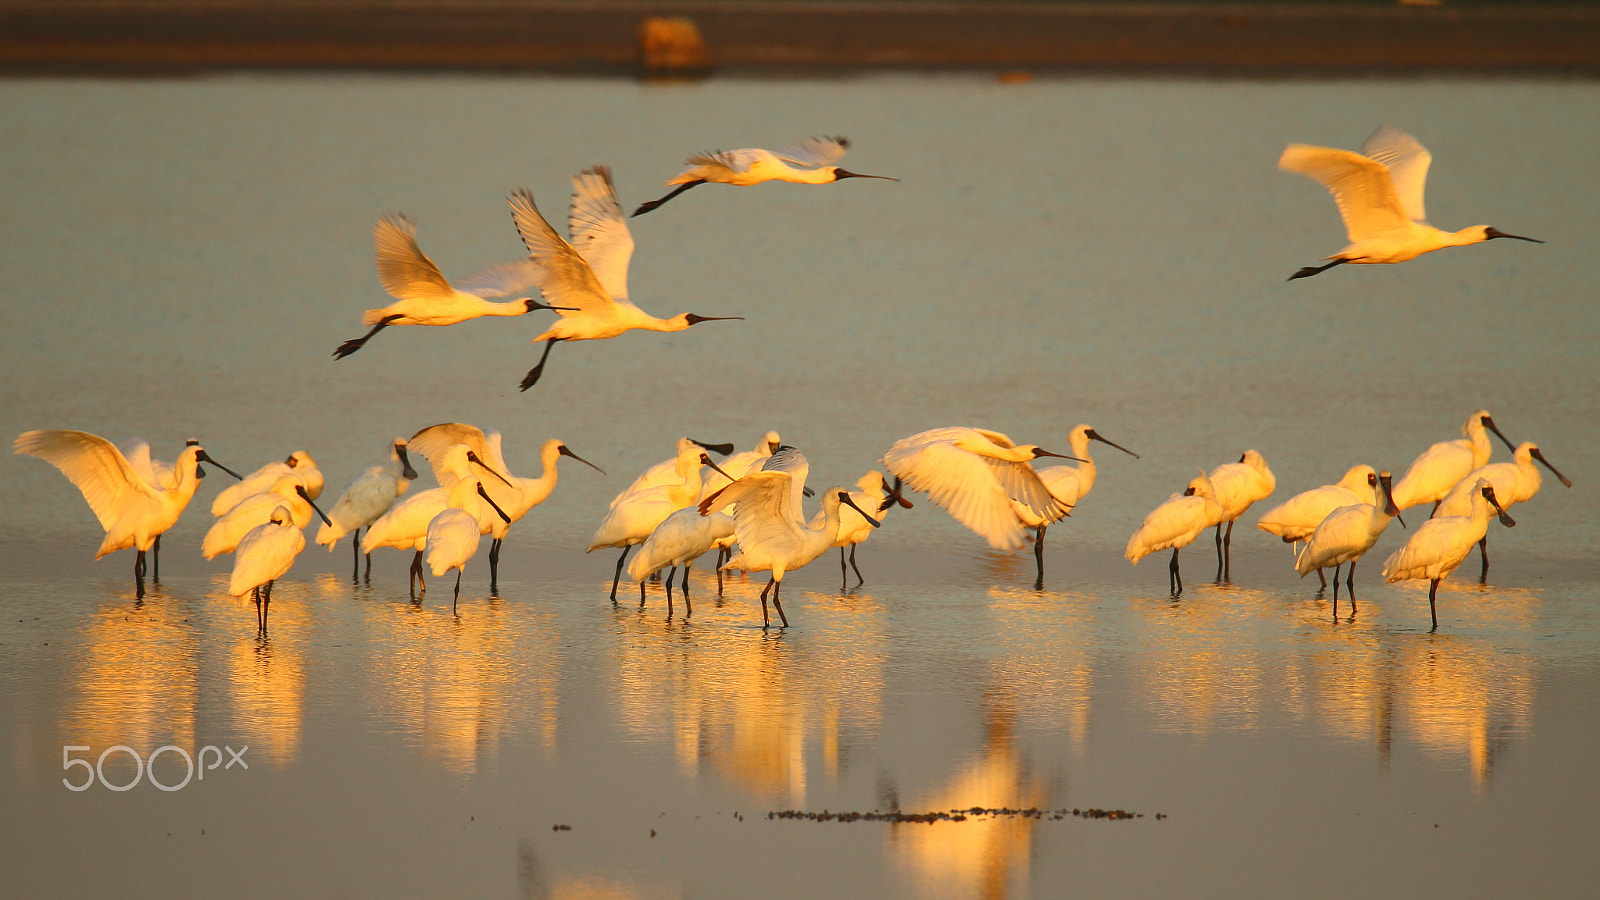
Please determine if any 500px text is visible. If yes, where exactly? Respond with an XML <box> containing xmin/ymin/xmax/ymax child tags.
<box><xmin>62</xmin><ymin>745</ymin><xmax>248</xmax><ymax>791</ymax></box>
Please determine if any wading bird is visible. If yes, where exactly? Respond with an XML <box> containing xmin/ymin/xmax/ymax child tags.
<box><xmin>1433</xmin><ymin>441</ymin><xmax>1570</xmax><ymax>578</ymax></box>
<box><xmin>1013</xmin><ymin>425</ymin><xmax>1139</xmax><ymax>585</ymax></box>
<box><xmin>14</xmin><ymin>430</ymin><xmax>240</xmax><ymax>597</ymax></box>
<box><xmin>1280</xmin><ymin>124</ymin><xmax>1541</xmax><ymax>280</ymax></box>
<box><xmin>1256</xmin><ymin>464</ymin><xmax>1377</xmax><ymax>587</ymax></box>
<box><xmin>315</xmin><ymin>438</ymin><xmax>419</xmax><ymax>579</ymax></box>
<box><xmin>882</xmin><ymin>427</ymin><xmax>1083</xmax><ymax>558</ymax></box>
<box><xmin>1382</xmin><ymin>480</ymin><xmax>1516</xmax><ymax>630</ymax></box>
<box><xmin>1206</xmin><ymin>450</ymin><xmax>1276</xmax><ymax>580</ymax></box>
<box><xmin>116</xmin><ymin>437</ymin><xmax>204</xmax><ymax>580</ymax></box>
<box><xmin>1390</xmin><ymin>410</ymin><xmax>1516</xmax><ymax>512</ymax></box>
<box><xmin>627</xmin><ymin>506</ymin><xmax>736</xmax><ymax>614</ymax></box>
<box><xmin>631</xmin><ymin>136</ymin><xmax>897</xmax><ymax>216</ymax></box>
<box><xmin>1293</xmin><ymin>470</ymin><xmax>1405</xmax><ymax>615</ymax></box>
<box><xmin>332</xmin><ymin>213</ymin><xmax>563</xmax><ymax>359</ymax></box>
<box><xmin>424</xmin><ymin>477</ymin><xmax>514</xmax><ymax>610</ymax></box>
<box><xmin>811</xmin><ymin>470</ymin><xmax>912</xmax><ymax>589</ymax></box>
<box><xmin>203</xmin><ymin>476</ymin><xmax>332</xmax><ymax>559</ymax></box>
<box><xmin>230</xmin><ymin>505</ymin><xmax>306</xmax><ymax>634</ymax></box>
<box><xmin>362</xmin><ymin>445</ymin><xmax>513</xmax><ymax>595</ymax></box>
<box><xmin>506</xmin><ymin>169</ymin><xmax>742</xmax><ymax>391</ymax></box>
<box><xmin>1126</xmin><ymin>472</ymin><xmax>1224</xmax><ymax>596</ymax></box>
<box><xmin>213</xmin><ymin>450</ymin><xmax>324</xmax><ymax>516</ymax></box>
<box><xmin>615</xmin><ymin>436</ymin><xmax>735</xmax><ymax>498</ymax></box>
<box><xmin>589</xmin><ymin>443</ymin><xmax>734</xmax><ymax>600</ymax></box>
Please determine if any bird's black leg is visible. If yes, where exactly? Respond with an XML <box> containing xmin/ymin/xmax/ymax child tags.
<box><xmin>1214</xmin><ymin>524</ymin><xmax>1225</xmax><ymax>581</ymax></box>
<box><xmin>1034</xmin><ymin>526</ymin><xmax>1047</xmax><ymax>588</ymax></box>
<box><xmin>1346</xmin><ymin>559</ymin><xmax>1358</xmax><ymax>614</ymax></box>
<box><xmin>152</xmin><ymin>534</ymin><xmax>161</xmax><ymax>583</ymax></box>
<box><xmin>1287</xmin><ymin>258</ymin><xmax>1348</xmax><ymax>281</ymax></box>
<box><xmin>1317</xmin><ymin>566</ymin><xmax>1327</xmax><ymax>589</ymax></box>
<box><xmin>1169</xmin><ymin>548</ymin><xmax>1183</xmax><ymax>596</ymax></box>
<box><xmin>262</xmin><ymin>581</ymin><xmax>272</xmax><ymax>633</ymax></box>
<box><xmin>639</xmin><ymin>576</ymin><xmax>647</xmax><ymax>606</ymax></box>
<box><xmin>1331</xmin><ymin>562</ymin><xmax>1342</xmax><ymax>610</ymax></box>
<box><xmin>610</xmin><ymin>545</ymin><xmax>632</xmax><ymax>601</ymax></box>
<box><xmin>1478</xmin><ymin>537</ymin><xmax>1490</xmax><ymax>583</ymax></box>
<box><xmin>681</xmin><ymin>562</ymin><xmax>692</xmax><ymax>616</ymax></box>
<box><xmin>410</xmin><ymin>549</ymin><xmax>426</xmax><ymax>596</ymax></box>
<box><xmin>759</xmin><ymin>579</ymin><xmax>773</xmax><ymax>627</ymax></box>
<box><xmin>134</xmin><ymin>550</ymin><xmax>147</xmax><ymax>599</ymax></box>
<box><xmin>1429</xmin><ymin>578</ymin><xmax>1440</xmax><ymax>631</ymax></box>
<box><xmin>839</xmin><ymin>546</ymin><xmax>848</xmax><ymax>591</ymax></box>
<box><xmin>631</xmin><ymin>180</ymin><xmax>703</xmax><ymax>217</ymax></box>
<box><xmin>848</xmin><ymin>545</ymin><xmax>864</xmax><ymax>586</ymax></box>
<box><xmin>1222</xmin><ymin>520</ymin><xmax>1234</xmax><ymax>582</ymax></box>
<box><xmin>452</xmin><ymin>570</ymin><xmax>461</xmax><ymax>613</ymax></box>
<box><xmin>664</xmin><ymin>566</ymin><xmax>677</xmax><ymax>605</ymax></box>
<box><xmin>489</xmin><ymin>538</ymin><xmax>501</xmax><ymax>593</ymax></box>
<box><xmin>351</xmin><ymin>528</ymin><xmax>361</xmax><ymax>581</ymax></box>
<box><xmin>519</xmin><ymin>339</ymin><xmax>560</xmax><ymax>391</ymax></box>
<box><xmin>333</xmin><ymin>314</ymin><xmax>403</xmax><ymax>359</ymax></box>
<box><xmin>772</xmin><ymin>579</ymin><xmax>789</xmax><ymax>627</ymax></box>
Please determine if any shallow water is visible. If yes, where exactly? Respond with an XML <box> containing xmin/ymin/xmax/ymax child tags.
<box><xmin>1</xmin><ymin>74</ymin><xmax>1598</xmax><ymax>897</ymax></box>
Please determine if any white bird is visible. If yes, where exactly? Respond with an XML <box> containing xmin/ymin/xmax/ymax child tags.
<box><xmin>1280</xmin><ymin>124</ymin><xmax>1542</xmax><ymax>280</ymax></box>
<box><xmin>212</xmin><ymin>450</ymin><xmax>325</xmax><ymax>516</ymax></box>
<box><xmin>1293</xmin><ymin>470</ymin><xmax>1405</xmax><ymax>615</ymax></box>
<box><xmin>506</xmin><ymin>169</ymin><xmax>743</xmax><ymax>391</ymax></box>
<box><xmin>697</xmin><ymin>431</ymin><xmax>784</xmax><ymax>502</ymax></box>
<box><xmin>1205</xmin><ymin>450</ymin><xmax>1277</xmax><ymax>580</ymax></box>
<box><xmin>631</xmin><ymin>136</ymin><xmax>898</xmax><ymax>216</ymax></box>
<box><xmin>314</xmin><ymin>437</ymin><xmax>419</xmax><ymax>578</ymax></box>
<box><xmin>882</xmin><ymin>426</ymin><xmax>1083</xmax><ymax>556</ymax></box>
<box><xmin>361</xmin><ymin>445</ymin><xmax>512</xmax><ymax>595</ymax></box>
<box><xmin>116</xmin><ymin>437</ymin><xmax>205</xmax><ymax>581</ymax></box>
<box><xmin>1126</xmin><ymin>472</ymin><xmax>1224</xmax><ymax>596</ymax></box>
<box><xmin>14</xmin><ymin>430</ymin><xmax>240</xmax><ymax>597</ymax></box>
<box><xmin>1390</xmin><ymin>410</ymin><xmax>1516</xmax><ymax>512</ymax></box>
<box><xmin>626</xmin><ymin>506</ymin><xmax>737</xmax><ymax>613</ymax></box>
<box><xmin>589</xmin><ymin>442</ymin><xmax>734</xmax><ymax>600</ymax></box>
<box><xmin>202</xmin><ymin>475</ymin><xmax>332</xmax><ymax>559</ymax></box>
<box><xmin>808</xmin><ymin>469</ymin><xmax>912</xmax><ymax>589</ymax></box>
<box><xmin>407</xmin><ymin>423</ymin><xmax>605</xmax><ymax>586</ymax></box>
<box><xmin>699</xmin><ymin>460</ymin><xmax>882</xmax><ymax>628</ymax></box>
<box><xmin>230</xmin><ymin>505</ymin><xmax>306</xmax><ymax>633</ymax></box>
<box><xmin>331</xmin><ymin>212</ymin><xmax>563</xmax><ymax>359</ymax></box>
<box><xmin>423</xmin><ymin>475</ymin><xmax>515</xmax><ymax>609</ymax></box>
<box><xmin>1382</xmin><ymin>479</ymin><xmax>1517</xmax><ymax>630</ymax></box>
<box><xmin>1255</xmin><ymin>464</ymin><xmax>1377</xmax><ymax>587</ymax></box>
<box><xmin>1011</xmin><ymin>425</ymin><xmax>1139</xmax><ymax>584</ymax></box>
<box><xmin>1433</xmin><ymin>441</ymin><xmax>1570</xmax><ymax>578</ymax></box>
<box><xmin>614</xmin><ymin>436</ymin><xmax>736</xmax><ymax>499</ymax></box>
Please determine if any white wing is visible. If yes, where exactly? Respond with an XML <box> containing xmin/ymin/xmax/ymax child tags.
<box><xmin>568</xmin><ymin>166</ymin><xmax>634</xmax><ymax>301</ymax></box>
<box><xmin>1279</xmin><ymin>143</ymin><xmax>1409</xmax><ymax>243</ymax></box>
<box><xmin>506</xmin><ymin>188</ymin><xmax>620</xmax><ymax>318</ymax></box>
<box><xmin>116</xmin><ymin>438</ymin><xmax>165</xmax><ymax>490</ymax></box>
<box><xmin>771</xmin><ymin>136</ymin><xmax>850</xmax><ymax>169</ymax></box>
<box><xmin>15</xmin><ymin>429</ymin><xmax>159</xmax><ymax>530</ymax></box>
<box><xmin>708</xmin><ymin>471</ymin><xmax>805</xmax><ymax>560</ymax></box>
<box><xmin>1361</xmin><ymin>124</ymin><xmax>1431</xmax><ymax>223</ymax></box>
<box><xmin>408</xmin><ymin>423</ymin><xmax>493</xmax><ymax>485</ymax></box>
<box><xmin>884</xmin><ymin>435</ymin><xmax>1052</xmax><ymax>552</ymax></box>
<box><xmin>373</xmin><ymin>214</ymin><xmax>457</xmax><ymax>302</ymax></box>
<box><xmin>454</xmin><ymin>259</ymin><xmax>540</xmax><ymax>300</ymax></box>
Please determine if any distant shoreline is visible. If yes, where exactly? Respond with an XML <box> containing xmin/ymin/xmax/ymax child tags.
<box><xmin>3</xmin><ymin>2</ymin><xmax>1599</xmax><ymax>75</ymax></box>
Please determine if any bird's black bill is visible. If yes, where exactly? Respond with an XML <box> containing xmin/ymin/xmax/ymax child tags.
<box><xmin>476</xmin><ymin>482</ymin><xmax>514</xmax><ymax>523</ymax></box>
<box><xmin>1087</xmin><ymin>430</ymin><xmax>1140</xmax><ymax>459</ymax></box>
<box><xmin>1531</xmin><ymin>448</ymin><xmax>1573</xmax><ymax>487</ymax></box>
<box><xmin>692</xmin><ymin>440</ymin><xmax>736</xmax><ymax>456</ymax></box>
<box><xmin>397</xmin><ymin>445</ymin><xmax>419</xmax><ymax>481</ymax></box>
<box><xmin>1482</xmin><ymin>486</ymin><xmax>1517</xmax><ymax>527</ymax></box>
<box><xmin>1480</xmin><ymin>415</ymin><xmax>1517</xmax><ymax>454</ymax></box>
<box><xmin>1032</xmin><ymin>448</ymin><xmax>1088</xmax><ymax>463</ymax></box>
<box><xmin>467</xmin><ymin>451</ymin><xmax>515</xmax><ymax>487</ymax></box>
<box><xmin>559</xmin><ymin>445</ymin><xmax>606</xmax><ymax>475</ymax></box>
<box><xmin>196</xmin><ymin>451</ymin><xmax>242</xmax><ymax>480</ymax></box>
<box><xmin>834</xmin><ymin>169</ymin><xmax>900</xmax><ymax>182</ymax></box>
<box><xmin>297</xmin><ymin>484</ymin><xmax>334</xmax><ymax>526</ymax></box>
<box><xmin>1485</xmin><ymin>227</ymin><xmax>1543</xmax><ymax>243</ymax></box>
<box><xmin>839</xmin><ymin>492</ymin><xmax>882</xmax><ymax>528</ymax></box>
<box><xmin>685</xmin><ymin>315</ymin><xmax>744</xmax><ymax>326</ymax></box>
<box><xmin>700</xmin><ymin>454</ymin><xmax>737</xmax><ymax>485</ymax></box>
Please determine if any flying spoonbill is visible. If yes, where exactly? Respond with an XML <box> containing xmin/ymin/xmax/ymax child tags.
<box><xmin>1293</xmin><ymin>470</ymin><xmax>1405</xmax><ymax>615</ymax></box>
<box><xmin>1280</xmin><ymin>124</ymin><xmax>1541</xmax><ymax>280</ymax></box>
<box><xmin>1206</xmin><ymin>450</ymin><xmax>1276</xmax><ymax>580</ymax></box>
<box><xmin>1012</xmin><ymin>425</ymin><xmax>1139</xmax><ymax>585</ymax></box>
<box><xmin>315</xmin><ymin>438</ymin><xmax>419</xmax><ymax>579</ymax></box>
<box><xmin>1126</xmin><ymin>472</ymin><xmax>1224</xmax><ymax>596</ymax></box>
<box><xmin>506</xmin><ymin>169</ymin><xmax>742</xmax><ymax>391</ymax></box>
<box><xmin>424</xmin><ymin>476</ymin><xmax>515</xmax><ymax>610</ymax></box>
<box><xmin>1382</xmin><ymin>480</ymin><xmax>1516</xmax><ymax>630</ymax></box>
<box><xmin>409</xmin><ymin>422</ymin><xmax>604</xmax><ymax>587</ymax></box>
<box><xmin>882</xmin><ymin>427</ymin><xmax>1083</xmax><ymax>558</ymax></box>
<box><xmin>589</xmin><ymin>442</ymin><xmax>734</xmax><ymax>600</ymax></box>
<box><xmin>230</xmin><ymin>505</ymin><xmax>306</xmax><ymax>634</ymax></box>
<box><xmin>631</xmin><ymin>136</ymin><xmax>897</xmax><ymax>216</ymax></box>
<box><xmin>362</xmin><ymin>445</ymin><xmax>513</xmax><ymax>595</ymax></box>
<box><xmin>213</xmin><ymin>450</ymin><xmax>324</xmax><ymax>516</ymax></box>
<box><xmin>1433</xmin><ymin>441</ymin><xmax>1570</xmax><ymax>578</ymax></box>
<box><xmin>14</xmin><ymin>430</ymin><xmax>241</xmax><ymax>597</ymax></box>
<box><xmin>332</xmin><ymin>213</ymin><xmax>564</xmax><ymax>359</ymax></box>
<box><xmin>810</xmin><ymin>470</ymin><xmax>912</xmax><ymax>589</ymax></box>
<box><xmin>1256</xmin><ymin>464</ymin><xmax>1377</xmax><ymax>586</ymax></box>
<box><xmin>1390</xmin><ymin>410</ymin><xmax>1516</xmax><ymax>512</ymax></box>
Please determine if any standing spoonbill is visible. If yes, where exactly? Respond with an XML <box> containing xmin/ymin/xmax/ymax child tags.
<box><xmin>202</xmin><ymin>476</ymin><xmax>332</xmax><ymax>559</ymax></box>
<box><xmin>589</xmin><ymin>444</ymin><xmax>735</xmax><ymax>600</ymax></box>
<box><xmin>408</xmin><ymin>422</ymin><xmax>605</xmax><ymax>587</ymax></box>
<box><xmin>1280</xmin><ymin>124</ymin><xmax>1542</xmax><ymax>280</ymax></box>
<box><xmin>315</xmin><ymin>438</ymin><xmax>419</xmax><ymax>579</ymax></box>
<box><xmin>213</xmin><ymin>450</ymin><xmax>324</xmax><ymax>516</ymax></box>
<box><xmin>116</xmin><ymin>437</ymin><xmax>206</xmax><ymax>580</ymax></box>
<box><xmin>627</xmin><ymin>506</ymin><xmax>736</xmax><ymax>614</ymax></box>
<box><xmin>881</xmin><ymin>426</ymin><xmax>1083</xmax><ymax>557</ymax></box>
<box><xmin>1433</xmin><ymin>441</ymin><xmax>1570</xmax><ymax>578</ymax></box>
<box><xmin>631</xmin><ymin>136</ymin><xmax>898</xmax><ymax>216</ymax></box>
<box><xmin>1256</xmin><ymin>464</ymin><xmax>1377</xmax><ymax>587</ymax></box>
<box><xmin>230</xmin><ymin>505</ymin><xmax>306</xmax><ymax>634</ymax></box>
<box><xmin>699</xmin><ymin>468</ymin><xmax>882</xmax><ymax>628</ymax></box>
<box><xmin>506</xmin><ymin>169</ymin><xmax>743</xmax><ymax>391</ymax></box>
<box><xmin>1126</xmin><ymin>472</ymin><xmax>1224</xmax><ymax>596</ymax></box>
<box><xmin>1293</xmin><ymin>470</ymin><xmax>1405</xmax><ymax>615</ymax></box>
<box><xmin>1011</xmin><ymin>425</ymin><xmax>1139</xmax><ymax>585</ymax></box>
<box><xmin>615</xmin><ymin>436</ymin><xmax>736</xmax><ymax>498</ymax></box>
<box><xmin>697</xmin><ymin>431</ymin><xmax>784</xmax><ymax>502</ymax></box>
<box><xmin>1382</xmin><ymin>480</ymin><xmax>1516</xmax><ymax>631</ymax></box>
<box><xmin>810</xmin><ymin>470</ymin><xmax>912</xmax><ymax>589</ymax></box>
<box><xmin>331</xmin><ymin>212</ymin><xmax>564</xmax><ymax>359</ymax></box>
<box><xmin>361</xmin><ymin>445</ymin><xmax>513</xmax><ymax>595</ymax></box>
<box><xmin>1391</xmin><ymin>410</ymin><xmax>1516</xmax><ymax>512</ymax></box>
<box><xmin>424</xmin><ymin>476</ymin><xmax>515</xmax><ymax>610</ymax></box>
<box><xmin>1206</xmin><ymin>450</ymin><xmax>1277</xmax><ymax>581</ymax></box>
<box><xmin>14</xmin><ymin>430</ymin><xmax>241</xmax><ymax>597</ymax></box>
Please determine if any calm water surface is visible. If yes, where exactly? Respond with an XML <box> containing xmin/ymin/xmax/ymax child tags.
<box><xmin>1</xmin><ymin>74</ymin><xmax>1598</xmax><ymax>898</ymax></box>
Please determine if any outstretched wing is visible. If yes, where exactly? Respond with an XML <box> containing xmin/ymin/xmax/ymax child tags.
<box><xmin>1279</xmin><ymin>143</ymin><xmax>1409</xmax><ymax>243</ymax></box>
<box><xmin>568</xmin><ymin>166</ymin><xmax>634</xmax><ymax>301</ymax></box>
<box><xmin>408</xmin><ymin>423</ymin><xmax>493</xmax><ymax>485</ymax></box>
<box><xmin>373</xmin><ymin>214</ymin><xmax>456</xmax><ymax>302</ymax></box>
<box><xmin>771</xmin><ymin>136</ymin><xmax>850</xmax><ymax>169</ymax></box>
<box><xmin>506</xmin><ymin>188</ymin><xmax>617</xmax><ymax>317</ymax></box>
<box><xmin>1361</xmin><ymin>124</ymin><xmax>1431</xmax><ymax>224</ymax></box>
<box><xmin>884</xmin><ymin>435</ymin><xmax>1051</xmax><ymax>552</ymax></box>
<box><xmin>703</xmin><ymin>471</ymin><xmax>802</xmax><ymax>558</ymax></box>
<box><xmin>15</xmin><ymin>429</ymin><xmax>158</xmax><ymax>530</ymax></box>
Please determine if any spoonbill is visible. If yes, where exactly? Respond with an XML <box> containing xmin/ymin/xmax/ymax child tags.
<box><xmin>881</xmin><ymin>426</ymin><xmax>1083</xmax><ymax>556</ymax></box>
<box><xmin>626</xmin><ymin>506</ymin><xmax>736</xmax><ymax>614</ymax></box>
<box><xmin>1433</xmin><ymin>441</ymin><xmax>1570</xmax><ymax>578</ymax></box>
<box><xmin>1125</xmin><ymin>472</ymin><xmax>1224</xmax><ymax>596</ymax></box>
<box><xmin>331</xmin><ymin>212</ymin><xmax>564</xmax><ymax>360</ymax></box>
<box><xmin>1012</xmin><ymin>425</ymin><xmax>1139</xmax><ymax>585</ymax></box>
<box><xmin>424</xmin><ymin>476</ymin><xmax>515</xmax><ymax>609</ymax></box>
<box><xmin>361</xmin><ymin>445</ymin><xmax>513</xmax><ymax>595</ymax></box>
<box><xmin>202</xmin><ymin>476</ymin><xmax>332</xmax><ymax>559</ymax></box>
<box><xmin>631</xmin><ymin>136</ymin><xmax>898</xmax><ymax>216</ymax></box>
<box><xmin>230</xmin><ymin>505</ymin><xmax>306</xmax><ymax>634</ymax></box>
<box><xmin>1206</xmin><ymin>450</ymin><xmax>1277</xmax><ymax>580</ymax></box>
<box><xmin>1382</xmin><ymin>480</ymin><xmax>1516</xmax><ymax>630</ymax></box>
<box><xmin>615</xmin><ymin>436</ymin><xmax>736</xmax><ymax>498</ymax></box>
<box><xmin>699</xmin><ymin>466</ymin><xmax>882</xmax><ymax>628</ymax></box>
<box><xmin>506</xmin><ymin>169</ymin><xmax>743</xmax><ymax>391</ymax></box>
<box><xmin>315</xmin><ymin>438</ymin><xmax>419</xmax><ymax>579</ymax></box>
<box><xmin>1293</xmin><ymin>470</ymin><xmax>1405</xmax><ymax>614</ymax></box>
<box><xmin>212</xmin><ymin>450</ymin><xmax>324</xmax><ymax>516</ymax></box>
<box><xmin>810</xmin><ymin>470</ymin><xmax>912</xmax><ymax>589</ymax></box>
<box><xmin>697</xmin><ymin>431</ymin><xmax>784</xmax><ymax>501</ymax></box>
<box><xmin>1280</xmin><ymin>124</ymin><xmax>1542</xmax><ymax>280</ymax></box>
<box><xmin>589</xmin><ymin>444</ymin><xmax>734</xmax><ymax>600</ymax></box>
<box><xmin>408</xmin><ymin>422</ymin><xmax>605</xmax><ymax>586</ymax></box>
<box><xmin>116</xmin><ymin>437</ymin><xmax>205</xmax><ymax>580</ymax></box>
<box><xmin>1390</xmin><ymin>410</ymin><xmax>1516</xmax><ymax>512</ymax></box>
<box><xmin>1256</xmin><ymin>464</ymin><xmax>1377</xmax><ymax>586</ymax></box>
<box><xmin>14</xmin><ymin>430</ymin><xmax>241</xmax><ymax>597</ymax></box>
